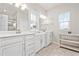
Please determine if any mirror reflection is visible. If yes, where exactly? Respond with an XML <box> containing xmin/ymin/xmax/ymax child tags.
<box><xmin>0</xmin><ymin>3</ymin><xmax>47</xmax><ymax>32</ymax></box>
<box><xmin>0</xmin><ymin>3</ymin><xmax>17</xmax><ymax>31</ymax></box>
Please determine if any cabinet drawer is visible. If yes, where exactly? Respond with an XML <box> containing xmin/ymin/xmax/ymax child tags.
<box><xmin>2</xmin><ymin>42</ymin><xmax>24</xmax><ymax>56</ymax></box>
<box><xmin>0</xmin><ymin>36</ymin><xmax>24</xmax><ymax>47</ymax></box>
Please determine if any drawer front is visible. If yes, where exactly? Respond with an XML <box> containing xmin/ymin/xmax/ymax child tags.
<box><xmin>0</xmin><ymin>36</ymin><xmax>24</xmax><ymax>47</ymax></box>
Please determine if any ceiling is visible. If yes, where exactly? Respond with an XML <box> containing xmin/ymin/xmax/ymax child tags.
<box><xmin>0</xmin><ymin>3</ymin><xmax>61</xmax><ymax>17</ymax></box>
<box><xmin>38</xmin><ymin>3</ymin><xmax>61</xmax><ymax>11</ymax></box>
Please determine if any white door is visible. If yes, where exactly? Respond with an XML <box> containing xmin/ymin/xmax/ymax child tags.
<box><xmin>2</xmin><ymin>42</ymin><xmax>24</xmax><ymax>56</ymax></box>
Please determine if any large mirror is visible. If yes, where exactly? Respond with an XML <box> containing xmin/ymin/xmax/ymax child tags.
<box><xmin>0</xmin><ymin>3</ymin><xmax>41</xmax><ymax>32</ymax></box>
<box><xmin>0</xmin><ymin>3</ymin><xmax>17</xmax><ymax>31</ymax></box>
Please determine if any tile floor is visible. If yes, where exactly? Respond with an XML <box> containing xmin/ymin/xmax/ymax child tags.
<box><xmin>36</xmin><ymin>43</ymin><xmax>79</xmax><ymax>56</ymax></box>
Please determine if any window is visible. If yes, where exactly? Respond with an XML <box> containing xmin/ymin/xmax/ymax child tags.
<box><xmin>58</xmin><ymin>12</ymin><xmax>70</xmax><ymax>30</ymax></box>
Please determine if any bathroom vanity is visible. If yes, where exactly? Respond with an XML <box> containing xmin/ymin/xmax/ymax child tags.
<box><xmin>0</xmin><ymin>3</ymin><xmax>53</xmax><ymax>56</ymax></box>
<box><xmin>0</xmin><ymin>31</ymin><xmax>52</xmax><ymax>56</ymax></box>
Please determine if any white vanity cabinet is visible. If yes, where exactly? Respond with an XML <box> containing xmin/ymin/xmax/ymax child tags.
<box><xmin>0</xmin><ymin>47</ymin><xmax>2</xmax><ymax>56</ymax></box>
<box><xmin>0</xmin><ymin>39</ymin><xmax>2</xmax><ymax>56</ymax></box>
<box><xmin>41</xmin><ymin>33</ymin><xmax>47</xmax><ymax>48</ymax></box>
<box><xmin>1</xmin><ymin>36</ymin><xmax>24</xmax><ymax>46</ymax></box>
<box><xmin>0</xmin><ymin>32</ymin><xmax>52</xmax><ymax>56</ymax></box>
<box><xmin>24</xmin><ymin>34</ymin><xmax>36</xmax><ymax>56</ymax></box>
<box><xmin>35</xmin><ymin>33</ymin><xmax>42</xmax><ymax>52</ymax></box>
<box><xmin>35</xmin><ymin>32</ymin><xmax>46</xmax><ymax>52</ymax></box>
<box><xmin>39</xmin><ymin>33</ymin><xmax>46</xmax><ymax>48</ymax></box>
<box><xmin>46</xmin><ymin>32</ymin><xmax>52</xmax><ymax>46</ymax></box>
<box><xmin>2</xmin><ymin>42</ymin><xmax>24</xmax><ymax>56</ymax></box>
<box><xmin>0</xmin><ymin>36</ymin><xmax>25</xmax><ymax>56</ymax></box>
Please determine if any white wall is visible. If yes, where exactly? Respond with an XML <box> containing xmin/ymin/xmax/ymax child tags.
<box><xmin>47</xmin><ymin>3</ymin><xmax>79</xmax><ymax>44</ymax></box>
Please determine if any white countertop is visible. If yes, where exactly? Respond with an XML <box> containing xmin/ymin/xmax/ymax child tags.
<box><xmin>0</xmin><ymin>32</ymin><xmax>35</xmax><ymax>38</ymax></box>
<box><xmin>0</xmin><ymin>31</ymin><xmax>47</xmax><ymax>38</ymax></box>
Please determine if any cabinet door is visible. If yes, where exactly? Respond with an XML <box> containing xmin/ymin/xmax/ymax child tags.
<box><xmin>2</xmin><ymin>42</ymin><xmax>24</xmax><ymax>56</ymax></box>
<box><xmin>0</xmin><ymin>39</ymin><xmax>2</xmax><ymax>56</ymax></box>
<box><xmin>46</xmin><ymin>32</ymin><xmax>52</xmax><ymax>46</ymax></box>
<box><xmin>25</xmin><ymin>43</ymin><xmax>36</xmax><ymax>56</ymax></box>
<box><xmin>41</xmin><ymin>33</ymin><xmax>46</xmax><ymax>48</ymax></box>
<box><xmin>35</xmin><ymin>34</ymin><xmax>41</xmax><ymax>52</ymax></box>
<box><xmin>0</xmin><ymin>47</ymin><xmax>2</xmax><ymax>56</ymax></box>
<box><xmin>1</xmin><ymin>36</ymin><xmax>23</xmax><ymax>46</ymax></box>
<box><xmin>25</xmin><ymin>35</ymin><xmax>36</xmax><ymax>56</ymax></box>
<box><xmin>35</xmin><ymin>33</ymin><xmax>46</xmax><ymax>50</ymax></box>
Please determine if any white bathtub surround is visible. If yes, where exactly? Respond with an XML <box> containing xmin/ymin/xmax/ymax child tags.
<box><xmin>60</xmin><ymin>33</ymin><xmax>79</xmax><ymax>52</ymax></box>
